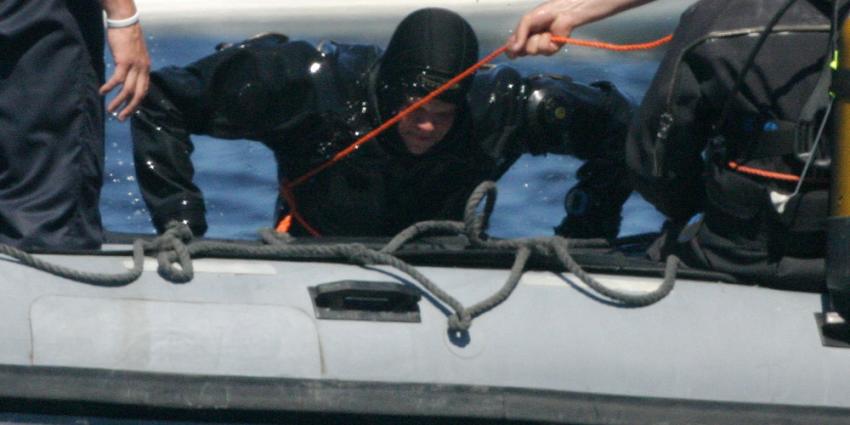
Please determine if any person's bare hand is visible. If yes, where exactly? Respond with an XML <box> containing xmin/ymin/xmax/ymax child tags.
<box><xmin>507</xmin><ymin>0</ymin><xmax>581</xmax><ymax>58</ymax></box>
<box><xmin>99</xmin><ymin>24</ymin><xmax>150</xmax><ymax>121</ymax></box>
<box><xmin>506</xmin><ymin>0</ymin><xmax>653</xmax><ymax>58</ymax></box>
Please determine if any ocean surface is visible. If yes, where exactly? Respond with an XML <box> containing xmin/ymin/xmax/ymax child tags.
<box><xmin>100</xmin><ymin>15</ymin><xmax>676</xmax><ymax>241</ymax></box>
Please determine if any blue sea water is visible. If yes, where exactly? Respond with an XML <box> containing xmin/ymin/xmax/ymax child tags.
<box><xmin>100</xmin><ymin>28</ymin><xmax>667</xmax><ymax>241</ymax></box>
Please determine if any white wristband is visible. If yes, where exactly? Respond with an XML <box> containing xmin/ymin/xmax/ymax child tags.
<box><xmin>105</xmin><ymin>10</ymin><xmax>140</xmax><ymax>28</ymax></box>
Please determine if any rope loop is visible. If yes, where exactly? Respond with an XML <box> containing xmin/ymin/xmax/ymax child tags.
<box><xmin>0</xmin><ymin>193</ymin><xmax>678</xmax><ymax>332</ymax></box>
<box><xmin>463</xmin><ymin>181</ymin><xmax>498</xmax><ymax>245</ymax></box>
<box><xmin>153</xmin><ymin>221</ymin><xmax>195</xmax><ymax>283</ymax></box>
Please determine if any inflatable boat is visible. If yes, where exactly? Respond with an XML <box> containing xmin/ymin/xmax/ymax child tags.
<box><xmin>4</xmin><ymin>1</ymin><xmax>848</xmax><ymax>423</ymax></box>
<box><xmin>1</xmin><ymin>189</ymin><xmax>849</xmax><ymax>424</ymax></box>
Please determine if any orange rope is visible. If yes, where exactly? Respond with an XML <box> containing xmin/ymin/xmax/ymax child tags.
<box><xmin>551</xmin><ymin>34</ymin><xmax>673</xmax><ymax>51</ymax></box>
<box><xmin>276</xmin><ymin>185</ymin><xmax>322</xmax><ymax>234</ymax></box>
<box><xmin>727</xmin><ymin>161</ymin><xmax>803</xmax><ymax>183</ymax></box>
<box><xmin>280</xmin><ymin>34</ymin><xmax>674</xmax><ymax>236</ymax></box>
<box><xmin>275</xmin><ymin>213</ymin><xmax>293</xmax><ymax>232</ymax></box>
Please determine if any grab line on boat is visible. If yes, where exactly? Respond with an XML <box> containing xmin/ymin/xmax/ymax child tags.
<box><xmin>0</xmin><ymin>182</ymin><xmax>678</xmax><ymax>333</ymax></box>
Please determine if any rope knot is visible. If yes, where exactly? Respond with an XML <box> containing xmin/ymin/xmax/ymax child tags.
<box><xmin>346</xmin><ymin>244</ymin><xmax>374</xmax><ymax>265</ymax></box>
<box><xmin>448</xmin><ymin>311</ymin><xmax>472</xmax><ymax>332</ymax></box>
<box><xmin>152</xmin><ymin>221</ymin><xmax>195</xmax><ymax>283</ymax></box>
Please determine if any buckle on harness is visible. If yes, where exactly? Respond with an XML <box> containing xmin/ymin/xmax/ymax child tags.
<box><xmin>650</xmin><ymin>112</ymin><xmax>675</xmax><ymax>177</ymax></box>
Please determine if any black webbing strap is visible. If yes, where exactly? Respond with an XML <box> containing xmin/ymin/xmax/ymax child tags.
<box><xmin>832</xmin><ymin>68</ymin><xmax>850</xmax><ymax>98</ymax></box>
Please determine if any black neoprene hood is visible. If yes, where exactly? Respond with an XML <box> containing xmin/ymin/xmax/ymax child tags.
<box><xmin>378</xmin><ymin>8</ymin><xmax>479</xmax><ymax>106</ymax></box>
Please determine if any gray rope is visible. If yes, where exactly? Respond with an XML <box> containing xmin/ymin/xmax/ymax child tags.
<box><xmin>152</xmin><ymin>222</ymin><xmax>195</xmax><ymax>283</ymax></box>
<box><xmin>0</xmin><ymin>240</ymin><xmax>144</xmax><ymax>286</ymax></box>
<box><xmin>458</xmin><ymin>182</ymin><xmax>678</xmax><ymax>308</ymax></box>
<box><xmin>381</xmin><ymin>221</ymin><xmax>466</xmax><ymax>254</ymax></box>
<box><xmin>180</xmin><ymin>235</ymin><xmax>483</xmax><ymax>331</ymax></box>
<box><xmin>0</xmin><ymin>181</ymin><xmax>678</xmax><ymax>331</ymax></box>
<box><xmin>447</xmin><ymin>246</ymin><xmax>531</xmax><ymax>331</ymax></box>
<box><xmin>551</xmin><ymin>240</ymin><xmax>677</xmax><ymax>306</ymax></box>
<box><xmin>0</xmin><ymin>222</ymin><xmax>192</xmax><ymax>286</ymax></box>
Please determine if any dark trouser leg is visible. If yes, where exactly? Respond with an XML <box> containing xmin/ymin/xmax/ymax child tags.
<box><xmin>0</xmin><ymin>0</ymin><xmax>104</xmax><ymax>249</ymax></box>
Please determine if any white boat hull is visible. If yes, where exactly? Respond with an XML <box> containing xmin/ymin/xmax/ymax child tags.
<box><xmin>0</xmin><ymin>245</ymin><xmax>847</xmax><ymax>423</ymax></box>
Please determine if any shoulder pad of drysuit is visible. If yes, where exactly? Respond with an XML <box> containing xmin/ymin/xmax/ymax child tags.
<box><xmin>467</xmin><ymin>65</ymin><xmax>524</xmax><ymax>120</ymax></box>
<box><xmin>214</xmin><ymin>32</ymin><xmax>290</xmax><ymax>52</ymax></box>
<box><xmin>317</xmin><ymin>41</ymin><xmax>382</xmax><ymax>76</ymax></box>
<box><xmin>469</xmin><ymin>64</ymin><xmax>523</xmax><ymax>91</ymax></box>
<box><xmin>317</xmin><ymin>41</ymin><xmax>382</xmax><ymax>62</ymax></box>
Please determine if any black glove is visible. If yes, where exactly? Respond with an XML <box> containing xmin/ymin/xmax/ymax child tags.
<box><xmin>554</xmin><ymin>159</ymin><xmax>631</xmax><ymax>240</ymax></box>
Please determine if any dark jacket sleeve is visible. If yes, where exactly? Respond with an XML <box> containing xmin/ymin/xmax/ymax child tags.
<box><xmin>467</xmin><ymin>67</ymin><xmax>635</xmax><ymax>175</ymax></box>
<box><xmin>625</xmin><ymin>30</ymin><xmax>708</xmax><ymax>223</ymax></box>
<box><xmin>516</xmin><ymin>74</ymin><xmax>635</xmax><ymax>160</ymax></box>
<box><xmin>131</xmin><ymin>39</ymin><xmax>322</xmax><ymax>235</ymax></box>
<box><xmin>520</xmin><ymin>75</ymin><xmax>636</xmax><ymax>239</ymax></box>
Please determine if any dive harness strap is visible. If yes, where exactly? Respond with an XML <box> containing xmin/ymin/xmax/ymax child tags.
<box><xmin>711</xmin><ymin>116</ymin><xmax>831</xmax><ymax>185</ymax></box>
<box><xmin>711</xmin><ymin>2</ymin><xmax>839</xmax><ymax>185</ymax></box>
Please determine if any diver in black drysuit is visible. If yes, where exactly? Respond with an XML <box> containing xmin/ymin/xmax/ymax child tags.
<box><xmin>626</xmin><ymin>0</ymin><xmax>848</xmax><ymax>291</ymax></box>
<box><xmin>131</xmin><ymin>8</ymin><xmax>633</xmax><ymax>239</ymax></box>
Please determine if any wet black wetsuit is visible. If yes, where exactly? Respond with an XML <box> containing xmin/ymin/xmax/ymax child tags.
<box><xmin>131</xmin><ymin>34</ymin><xmax>633</xmax><ymax>237</ymax></box>
<box><xmin>0</xmin><ymin>0</ymin><xmax>105</xmax><ymax>249</ymax></box>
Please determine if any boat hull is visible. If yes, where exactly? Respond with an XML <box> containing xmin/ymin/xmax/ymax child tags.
<box><xmin>0</xmin><ymin>248</ymin><xmax>848</xmax><ymax>423</ymax></box>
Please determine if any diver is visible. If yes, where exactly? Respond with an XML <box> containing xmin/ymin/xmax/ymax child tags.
<box><xmin>511</xmin><ymin>0</ymin><xmax>847</xmax><ymax>291</ymax></box>
<box><xmin>131</xmin><ymin>7</ymin><xmax>634</xmax><ymax>239</ymax></box>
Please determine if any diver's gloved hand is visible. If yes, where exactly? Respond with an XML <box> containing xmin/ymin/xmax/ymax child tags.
<box><xmin>554</xmin><ymin>187</ymin><xmax>624</xmax><ymax>239</ymax></box>
<box><xmin>554</xmin><ymin>160</ymin><xmax>631</xmax><ymax>240</ymax></box>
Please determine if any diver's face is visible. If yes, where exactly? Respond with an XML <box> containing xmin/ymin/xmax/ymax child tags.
<box><xmin>397</xmin><ymin>98</ymin><xmax>457</xmax><ymax>155</ymax></box>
